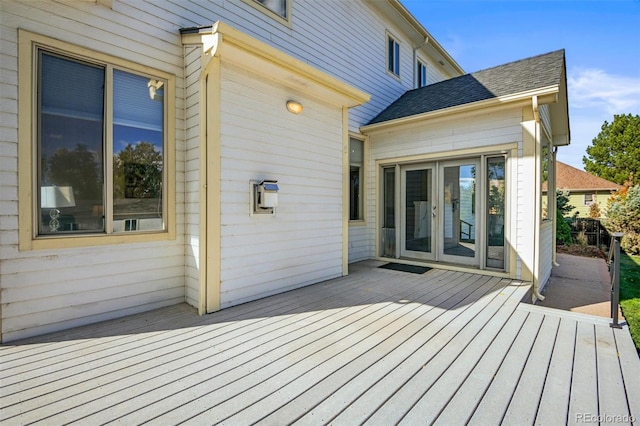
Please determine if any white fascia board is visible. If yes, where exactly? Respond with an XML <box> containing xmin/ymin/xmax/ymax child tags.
<box><xmin>181</xmin><ymin>22</ymin><xmax>371</xmax><ymax>108</ymax></box>
<box><xmin>361</xmin><ymin>85</ymin><xmax>559</xmax><ymax>134</ymax></box>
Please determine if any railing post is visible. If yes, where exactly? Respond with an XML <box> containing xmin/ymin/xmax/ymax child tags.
<box><xmin>610</xmin><ymin>232</ymin><xmax>623</xmax><ymax>329</ymax></box>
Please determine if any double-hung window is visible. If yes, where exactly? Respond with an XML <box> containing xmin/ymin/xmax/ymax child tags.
<box><xmin>19</xmin><ymin>30</ymin><xmax>175</xmax><ymax>249</ymax></box>
<box><xmin>387</xmin><ymin>34</ymin><xmax>400</xmax><ymax>77</ymax></box>
<box><xmin>349</xmin><ymin>137</ymin><xmax>364</xmax><ymax>221</ymax></box>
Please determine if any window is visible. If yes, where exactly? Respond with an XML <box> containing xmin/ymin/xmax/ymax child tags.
<box><xmin>349</xmin><ymin>137</ymin><xmax>364</xmax><ymax>221</ymax></box>
<box><xmin>584</xmin><ymin>194</ymin><xmax>594</xmax><ymax>205</ymax></box>
<box><xmin>417</xmin><ymin>60</ymin><xmax>427</xmax><ymax>87</ymax></box>
<box><xmin>254</xmin><ymin>0</ymin><xmax>287</xmax><ymax>18</ymax></box>
<box><xmin>245</xmin><ymin>0</ymin><xmax>291</xmax><ymax>25</ymax></box>
<box><xmin>19</xmin><ymin>30</ymin><xmax>175</xmax><ymax>249</ymax></box>
<box><xmin>541</xmin><ymin>142</ymin><xmax>550</xmax><ymax>220</ymax></box>
<box><xmin>387</xmin><ymin>34</ymin><xmax>400</xmax><ymax>77</ymax></box>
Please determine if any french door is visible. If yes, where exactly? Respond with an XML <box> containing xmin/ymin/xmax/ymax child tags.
<box><xmin>385</xmin><ymin>156</ymin><xmax>504</xmax><ymax>269</ymax></box>
<box><xmin>400</xmin><ymin>164</ymin><xmax>435</xmax><ymax>260</ymax></box>
<box><xmin>439</xmin><ymin>159</ymin><xmax>479</xmax><ymax>266</ymax></box>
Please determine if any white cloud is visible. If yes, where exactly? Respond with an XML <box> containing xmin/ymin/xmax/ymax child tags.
<box><xmin>558</xmin><ymin>68</ymin><xmax>640</xmax><ymax>170</ymax></box>
<box><xmin>568</xmin><ymin>68</ymin><xmax>640</xmax><ymax>114</ymax></box>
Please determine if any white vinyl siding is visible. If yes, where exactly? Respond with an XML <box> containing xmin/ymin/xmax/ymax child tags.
<box><xmin>539</xmin><ymin>220</ymin><xmax>554</xmax><ymax>291</ymax></box>
<box><xmin>0</xmin><ymin>0</ymin><xmax>459</xmax><ymax>341</ymax></box>
<box><xmin>218</xmin><ymin>63</ymin><xmax>344</xmax><ymax>307</ymax></box>
<box><xmin>367</xmin><ymin>108</ymin><xmax>524</xmax><ymax>274</ymax></box>
<box><xmin>1</xmin><ymin>0</ymin><xmax>186</xmax><ymax>341</ymax></box>
<box><xmin>184</xmin><ymin>45</ymin><xmax>202</xmax><ymax>309</ymax></box>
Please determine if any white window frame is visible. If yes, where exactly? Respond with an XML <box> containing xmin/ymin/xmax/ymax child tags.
<box><xmin>417</xmin><ymin>60</ymin><xmax>427</xmax><ymax>88</ymax></box>
<box><xmin>18</xmin><ymin>29</ymin><xmax>176</xmax><ymax>250</ymax></box>
<box><xmin>349</xmin><ymin>135</ymin><xmax>366</xmax><ymax>223</ymax></box>
<box><xmin>584</xmin><ymin>194</ymin><xmax>594</xmax><ymax>206</ymax></box>
<box><xmin>243</xmin><ymin>0</ymin><xmax>292</xmax><ymax>27</ymax></box>
<box><xmin>386</xmin><ymin>32</ymin><xmax>401</xmax><ymax>79</ymax></box>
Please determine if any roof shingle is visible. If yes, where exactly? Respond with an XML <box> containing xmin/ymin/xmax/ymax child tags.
<box><xmin>543</xmin><ymin>161</ymin><xmax>621</xmax><ymax>192</ymax></box>
<box><xmin>368</xmin><ymin>49</ymin><xmax>566</xmax><ymax>125</ymax></box>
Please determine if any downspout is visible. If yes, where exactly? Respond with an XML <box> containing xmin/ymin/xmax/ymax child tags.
<box><xmin>413</xmin><ymin>37</ymin><xmax>429</xmax><ymax>88</ymax></box>
<box><xmin>531</xmin><ymin>96</ymin><xmax>545</xmax><ymax>302</ymax></box>
<box><xmin>552</xmin><ymin>146</ymin><xmax>559</xmax><ymax>266</ymax></box>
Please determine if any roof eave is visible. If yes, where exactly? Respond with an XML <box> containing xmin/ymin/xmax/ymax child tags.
<box><xmin>361</xmin><ymin>85</ymin><xmax>559</xmax><ymax>134</ymax></box>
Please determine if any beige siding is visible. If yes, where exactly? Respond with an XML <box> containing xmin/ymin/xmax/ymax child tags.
<box><xmin>566</xmin><ymin>192</ymin><xmax>613</xmax><ymax>218</ymax></box>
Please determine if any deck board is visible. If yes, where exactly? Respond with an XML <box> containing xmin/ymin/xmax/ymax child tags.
<box><xmin>1</xmin><ymin>260</ymin><xmax>639</xmax><ymax>425</ymax></box>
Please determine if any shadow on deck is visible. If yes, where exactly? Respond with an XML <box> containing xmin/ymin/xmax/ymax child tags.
<box><xmin>1</xmin><ymin>260</ymin><xmax>638</xmax><ymax>425</ymax></box>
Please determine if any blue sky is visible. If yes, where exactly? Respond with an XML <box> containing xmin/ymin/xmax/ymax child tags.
<box><xmin>402</xmin><ymin>0</ymin><xmax>640</xmax><ymax>171</ymax></box>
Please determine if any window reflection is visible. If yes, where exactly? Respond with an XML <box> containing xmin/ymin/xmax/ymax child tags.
<box><xmin>255</xmin><ymin>0</ymin><xmax>287</xmax><ymax>18</ymax></box>
<box><xmin>112</xmin><ymin>70</ymin><xmax>164</xmax><ymax>232</ymax></box>
<box><xmin>38</xmin><ymin>53</ymin><xmax>104</xmax><ymax>234</ymax></box>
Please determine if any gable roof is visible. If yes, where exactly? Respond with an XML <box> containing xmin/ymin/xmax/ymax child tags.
<box><xmin>544</xmin><ymin>161</ymin><xmax>621</xmax><ymax>192</ymax></box>
<box><xmin>367</xmin><ymin>49</ymin><xmax>566</xmax><ymax>125</ymax></box>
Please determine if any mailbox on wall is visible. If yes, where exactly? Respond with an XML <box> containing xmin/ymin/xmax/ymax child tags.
<box><xmin>258</xmin><ymin>180</ymin><xmax>279</xmax><ymax>208</ymax></box>
<box><xmin>252</xmin><ymin>180</ymin><xmax>279</xmax><ymax>215</ymax></box>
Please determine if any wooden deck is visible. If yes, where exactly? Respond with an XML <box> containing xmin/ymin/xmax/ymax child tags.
<box><xmin>2</xmin><ymin>260</ymin><xmax>639</xmax><ymax>425</ymax></box>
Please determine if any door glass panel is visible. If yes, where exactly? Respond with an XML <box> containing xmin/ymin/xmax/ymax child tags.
<box><xmin>381</xmin><ymin>167</ymin><xmax>396</xmax><ymax>257</ymax></box>
<box><xmin>443</xmin><ymin>164</ymin><xmax>476</xmax><ymax>257</ymax></box>
<box><xmin>487</xmin><ymin>157</ymin><xmax>506</xmax><ymax>269</ymax></box>
<box><xmin>405</xmin><ymin>169</ymin><xmax>432</xmax><ymax>253</ymax></box>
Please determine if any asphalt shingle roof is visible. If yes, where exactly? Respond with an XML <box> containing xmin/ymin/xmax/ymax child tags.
<box><xmin>368</xmin><ymin>49</ymin><xmax>566</xmax><ymax>125</ymax></box>
<box><xmin>542</xmin><ymin>161</ymin><xmax>621</xmax><ymax>192</ymax></box>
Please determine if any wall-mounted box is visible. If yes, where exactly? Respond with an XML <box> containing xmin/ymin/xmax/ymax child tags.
<box><xmin>251</xmin><ymin>180</ymin><xmax>279</xmax><ymax>215</ymax></box>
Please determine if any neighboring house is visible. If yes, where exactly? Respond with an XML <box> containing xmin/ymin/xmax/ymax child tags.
<box><xmin>0</xmin><ymin>0</ymin><xmax>569</xmax><ymax>342</ymax></box>
<box><xmin>543</xmin><ymin>161</ymin><xmax>621</xmax><ymax>218</ymax></box>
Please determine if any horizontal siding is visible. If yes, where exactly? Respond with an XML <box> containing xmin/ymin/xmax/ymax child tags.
<box><xmin>1</xmin><ymin>0</ymin><xmax>463</xmax><ymax>341</ymax></box>
<box><xmin>0</xmin><ymin>0</ymin><xmax>188</xmax><ymax>342</ymax></box>
<box><xmin>184</xmin><ymin>45</ymin><xmax>202</xmax><ymax>309</ymax></box>
<box><xmin>218</xmin><ymin>63</ymin><xmax>344</xmax><ymax>307</ymax></box>
<box><xmin>539</xmin><ymin>221</ymin><xmax>554</xmax><ymax>291</ymax></box>
<box><xmin>367</xmin><ymin>108</ymin><xmax>525</xmax><ymax>264</ymax></box>
<box><xmin>349</xmin><ymin>225</ymin><xmax>369</xmax><ymax>263</ymax></box>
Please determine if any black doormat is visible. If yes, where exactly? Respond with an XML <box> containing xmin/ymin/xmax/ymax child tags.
<box><xmin>378</xmin><ymin>262</ymin><xmax>432</xmax><ymax>274</ymax></box>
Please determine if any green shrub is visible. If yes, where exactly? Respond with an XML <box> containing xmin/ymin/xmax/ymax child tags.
<box><xmin>556</xmin><ymin>208</ymin><xmax>573</xmax><ymax>245</ymax></box>
<box><xmin>606</xmin><ymin>183</ymin><xmax>640</xmax><ymax>255</ymax></box>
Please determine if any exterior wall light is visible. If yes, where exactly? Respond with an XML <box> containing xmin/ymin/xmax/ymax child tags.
<box><xmin>286</xmin><ymin>100</ymin><xmax>303</xmax><ymax>114</ymax></box>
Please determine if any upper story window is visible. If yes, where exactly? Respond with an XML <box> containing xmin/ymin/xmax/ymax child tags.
<box><xmin>387</xmin><ymin>34</ymin><xmax>400</xmax><ymax>78</ymax></box>
<box><xmin>247</xmin><ymin>0</ymin><xmax>291</xmax><ymax>25</ymax></box>
<box><xmin>349</xmin><ymin>137</ymin><xmax>364</xmax><ymax>221</ymax></box>
<box><xmin>417</xmin><ymin>60</ymin><xmax>427</xmax><ymax>88</ymax></box>
<box><xmin>18</xmin><ymin>30</ymin><xmax>176</xmax><ymax>250</ymax></box>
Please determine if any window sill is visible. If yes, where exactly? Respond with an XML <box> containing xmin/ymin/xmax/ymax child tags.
<box><xmin>349</xmin><ymin>220</ymin><xmax>367</xmax><ymax>227</ymax></box>
<box><xmin>22</xmin><ymin>230</ymin><xmax>175</xmax><ymax>251</ymax></box>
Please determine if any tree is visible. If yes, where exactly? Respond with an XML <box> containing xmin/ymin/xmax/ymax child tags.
<box><xmin>583</xmin><ymin>114</ymin><xmax>640</xmax><ymax>185</ymax></box>
<box><xmin>606</xmin><ymin>177</ymin><xmax>640</xmax><ymax>255</ymax></box>
<box><xmin>113</xmin><ymin>142</ymin><xmax>163</xmax><ymax>200</ymax></box>
<box><xmin>556</xmin><ymin>189</ymin><xmax>574</xmax><ymax>245</ymax></box>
